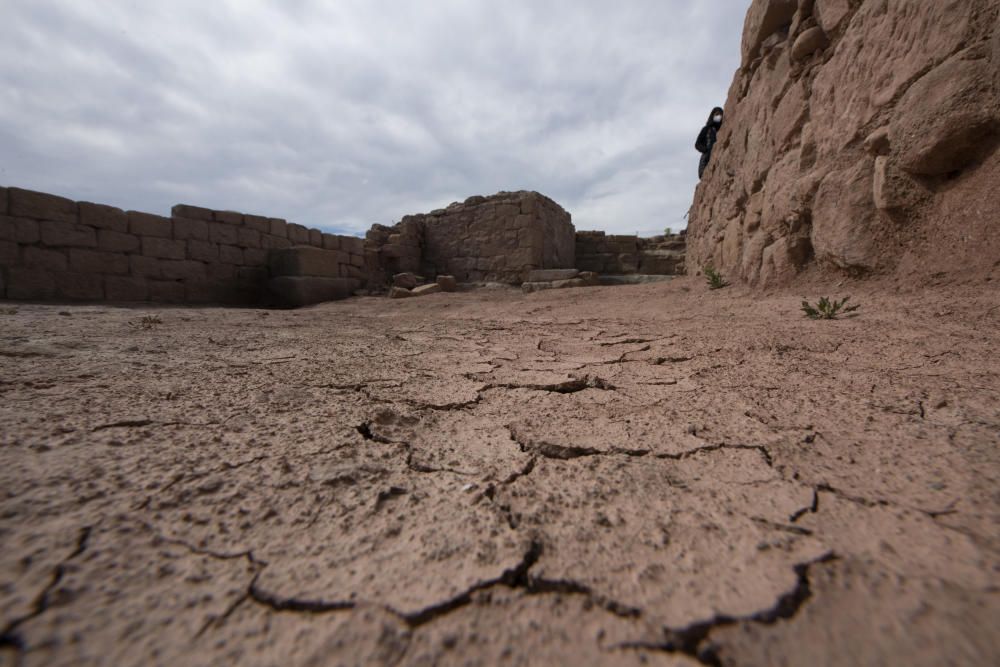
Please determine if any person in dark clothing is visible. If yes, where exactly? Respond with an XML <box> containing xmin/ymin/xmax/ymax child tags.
<box><xmin>695</xmin><ymin>107</ymin><xmax>724</xmax><ymax>179</ymax></box>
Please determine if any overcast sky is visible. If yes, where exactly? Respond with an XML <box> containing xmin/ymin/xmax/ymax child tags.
<box><xmin>1</xmin><ymin>1</ymin><xmax>747</xmax><ymax>236</ymax></box>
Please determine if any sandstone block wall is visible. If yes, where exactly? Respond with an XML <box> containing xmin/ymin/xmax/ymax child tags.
<box><xmin>576</xmin><ymin>231</ymin><xmax>686</xmax><ymax>275</ymax></box>
<box><xmin>364</xmin><ymin>192</ymin><xmax>575</xmax><ymax>287</ymax></box>
<box><xmin>0</xmin><ymin>186</ymin><xmax>366</xmax><ymax>304</ymax></box>
<box><xmin>687</xmin><ymin>0</ymin><xmax>1000</xmax><ymax>286</ymax></box>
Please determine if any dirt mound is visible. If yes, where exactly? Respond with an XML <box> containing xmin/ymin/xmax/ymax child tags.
<box><xmin>687</xmin><ymin>0</ymin><xmax>1000</xmax><ymax>286</ymax></box>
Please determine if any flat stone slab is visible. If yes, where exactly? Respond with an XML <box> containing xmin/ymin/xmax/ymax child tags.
<box><xmin>597</xmin><ymin>274</ymin><xmax>676</xmax><ymax>285</ymax></box>
<box><xmin>268</xmin><ymin>276</ymin><xmax>359</xmax><ymax>307</ymax></box>
<box><xmin>526</xmin><ymin>268</ymin><xmax>579</xmax><ymax>282</ymax></box>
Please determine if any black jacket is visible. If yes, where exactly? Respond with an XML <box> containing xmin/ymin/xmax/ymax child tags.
<box><xmin>695</xmin><ymin>123</ymin><xmax>720</xmax><ymax>154</ymax></box>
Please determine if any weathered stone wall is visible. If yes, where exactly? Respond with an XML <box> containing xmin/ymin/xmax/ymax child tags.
<box><xmin>0</xmin><ymin>186</ymin><xmax>365</xmax><ymax>303</ymax></box>
<box><xmin>364</xmin><ymin>192</ymin><xmax>575</xmax><ymax>287</ymax></box>
<box><xmin>687</xmin><ymin>0</ymin><xmax>1000</xmax><ymax>286</ymax></box>
<box><xmin>576</xmin><ymin>231</ymin><xmax>686</xmax><ymax>275</ymax></box>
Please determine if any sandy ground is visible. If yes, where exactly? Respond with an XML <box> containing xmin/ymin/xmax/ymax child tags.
<box><xmin>1</xmin><ymin>276</ymin><xmax>998</xmax><ymax>666</ymax></box>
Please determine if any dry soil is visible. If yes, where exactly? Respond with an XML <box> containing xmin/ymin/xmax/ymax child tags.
<box><xmin>1</xmin><ymin>276</ymin><xmax>998</xmax><ymax>666</ymax></box>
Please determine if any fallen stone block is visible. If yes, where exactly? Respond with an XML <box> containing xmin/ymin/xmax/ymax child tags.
<box><xmin>552</xmin><ymin>278</ymin><xmax>586</xmax><ymax>289</ymax></box>
<box><xmin>389</xmin><ymin>286</ymin><xmax>412</xmax><ymax>299</ymax></box>
<box><xmin>269</xmin><ymin>276</ymin><xmax>359</xmax><ymax>307</ymax></box>
<box><xmin>526</xmin><ymin>268</ymin><xmax>579</xmax><ymax>282</ymax></box>
<box><xmin>521</xmin><ymin>281</ymin><xmax>552</xmax><ymax>293</ymax></box>
<box><xmin>436</xmin><ymin>274</ymin><xmax>457</xmax><ymax>292</ymax></box>
<box><xmin>412</xmin><ymin>283</ymin><xmax>442</xmax><ymax>296</ymax></box>
<box><xmin>393</xmin><ymin>272</ymin><xmax>423</xmax><ymax>289</ymax></box>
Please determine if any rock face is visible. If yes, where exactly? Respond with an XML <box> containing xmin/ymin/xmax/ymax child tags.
<box><xmin>687</xmin><ymin>0</ymin><xmax>1000</xmax><ymax>285</ymax></box>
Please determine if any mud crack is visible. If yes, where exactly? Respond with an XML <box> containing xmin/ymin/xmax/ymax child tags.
<box><xmin>0</xmin><ymin>526</ymin><xmax>93</xmax><ymax>656</ymax></box>
<box><xmin>616</xmin><ymin>552</ymin><xmax>838</xmax><ymax>666</ymax></box>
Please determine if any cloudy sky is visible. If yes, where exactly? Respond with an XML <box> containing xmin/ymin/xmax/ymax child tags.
<box><xmin>1</xmin><ymin>1</ymin><xmax>747</xmax><ymax>236</ymax></box>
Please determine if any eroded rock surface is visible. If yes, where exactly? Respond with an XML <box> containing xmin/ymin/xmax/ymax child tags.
<box><xmin>688</xmin><ymin>0</ymin><xmax>1000</xmax><ymax>285</ymax></box>
<box><xmin>1</xmin><ymin>277</ymin><xmax>998</xmax><ymax>665</ymax></box>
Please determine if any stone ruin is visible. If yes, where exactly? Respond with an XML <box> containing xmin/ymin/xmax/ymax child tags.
<box><xmin>0</xmin><ymin>185</ymin><xmax>686</xmax><ymax>307</ymax></box>
<box><xmin>364</xmin><ymin>191</ymin><xmax>576</xmax><ymax>286</ymax></box>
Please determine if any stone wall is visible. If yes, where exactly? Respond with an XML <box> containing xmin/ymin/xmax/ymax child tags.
<box><xmin>576</xmin><ymin>231</ymin><xmax>686</xmax><ymax>275</ymax></box>
<box><xmin>0</xmin><ymin>186</ymin><xmax>365</xmax><ymax>303</ymax></box>
<box><xmin>364</xmin><ymin>191</ymin><xmax>575</xmax><ymax>287</ymax></box>
<box><xmin>687</xmin><ymin>0</ymin><xmax>1000</xmax><ymax>286</ymax></box>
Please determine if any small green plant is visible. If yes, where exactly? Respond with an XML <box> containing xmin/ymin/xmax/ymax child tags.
<box><xmin>0</xmin><ymin>307</ymin><xmax>18</xmax><ymax>315</ymax></box>
<box><xmin>128</xmin><ymin>314</ymin><xmax>163</xmax><ymax>330</ymax></box>
<box><xmin>704</xmin><ymin>267</ymin><xmax>729</xmax><ymax>290</ymax></box>
<box><xmin>801</xmin><ymin>296</ymin><xmax>859</xmax><ymax>320</ymax></box>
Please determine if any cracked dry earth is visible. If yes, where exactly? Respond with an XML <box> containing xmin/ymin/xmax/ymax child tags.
<box><xmin>1</xmin><ymin>277</ymin><xmax>998</xmax><ymax>666</ymax></box>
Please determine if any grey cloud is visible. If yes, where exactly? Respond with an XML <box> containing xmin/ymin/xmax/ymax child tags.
<box><xmin>0</xmin><ymin>0</ymin><xmax>748</xmax><ymax>235</ymax></box>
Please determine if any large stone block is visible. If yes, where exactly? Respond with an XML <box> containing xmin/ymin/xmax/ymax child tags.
<box><xmin>160</xmin><ymin>259</ymin><xmax>207</xmax><ymax>281</ymax></box>
<box><xmin>813</xmin><ymin>0</ymin><xmax>850</xmax><ymax>33</ymax></box>
<box><xmin>129</xmin><ymin>255</ymin><xmax>163</xmax><ymax>278</ymax></box>
<box><xmin>6</xmin><ymin>267</ymin><xmax>56</xmax><ymax>300</ymax></box>
<box><xmin>269</xmin><ymin>246</ymin><xmax>343</xmax><ymax>278</ymax></box>
<box><xmin>287</xmin><ymin>223</ymin><xmax>311</xmax><ymax>245</ymax></box>
<box><xmin>128</xmin><ymin>211</ymin><xmax>172</xmax><ymax>238</ymax></box>
<box><xmin>171</xmin><ymin>204</ymin><xmax>213</xmax><ymax>221</ymax></box>
<box><xmin>244</xmin><ymin>215</ymin><xmax>270</xmax><ymax>233</ymax></box>
<box><xmin>322</xmin><ymin>233</ymin><xmax>341</xmax><ymax>250</ymax></box>
<box><xmin>262</xmin><ymin>234</ymin><xmax>292</xmax><ymax>250</ymax></box>
<box><xmin>214</xmin><ymin>210</ymin><xmax>243</xmax><ymax>225</ymax></box>
<box><xmin>309</xmin><ymin>229</ymin><xmax>323</xmax><ymax>247</ymax></box>
<box><xmin>69</xmin><ymin>249</ymin><xmax>129</xmax><ymax>275</ymax></box>
<box><xmin>268</xmin><ymin>276</ymin><xmax>359</xmax><ymax>307</ymax></box>
<box><xmin>40</xmin><ymin>220</ymin><xmax>97</xmax><ymax>248</ymax></box>
<box><xmin>54</xmin><ymin>272</ymin><xmax>104</xmax><ymax>300</ymax></box>
<box><xmin>238</xmin><ymin>228</ymin><xmax>261</xmax><ymax>249</ymax></box>
<box><xmin>243</xmin><ymin>247</ymin><xmax>268</xmax><ymax>266</ymax></box>
<box><xmin>187</xmin><ymin>239</ymin><xmax>218</xmax><ymax>262</ymax></box>
<box><xmin>811</xmin><ymin>160</ymin><xmax>880</xmax><ymax>270</ymax></box>
<box><xmin>97</xmin><ymin>230</ymin><xmax>140</xmax><ymax>254</ymax></box>
<box><xmin>742</xmin><ymin>0</ymin><xmax>797</xmax><ymax>65</ymax></box>
<box><xmin>172</xmin><ymin>217</ymin><xmax>209</xmax><ymax>241</ymax></box>
<box><xmin>79</xmin><ymin>202</ymin><xmax>127</xmax><ymax>232</ymax></box>
<box><xmin>8</xmin><ymin>217</ymin><xmax>39</xmax><ymax>244</ymax></box>
<box><xmin>527</xmin><ymin>268</ymin><xmax>579</xmax><ymax>282</ymax></box>
<box><xmin>269</xmin><ymin>218</ymin><xmax>288</xmax><ymax>238</ymax></box>
<box><xmin>209</xmin><ymin>222</ymin><xmax>239</xmax><ymax>245</ymax></box>
<box><xmin>219</xmin><ymin>245</ymin><xmax>244</xmax><ymax>265</ymax></box>
<box><xmin>0</xmin><ymin>186</ymin><xmax>7</xmax><ymax>215</ymax></box>
<box><xmin>142</xmin><ymin>237</ymin><xmax>186</xmax><ymax>260</ymax></box>
<box><xmin>0</xmin><ymin>240</ymin><xmax>19</xmax><ymax>263</ymax></box>
<box><xmin>9</xmin><ymin>188</ymin><xmax>78</xmax><ymax>223</ymax></box>
<box><xmin>105</xmin><ymin>275</ymin><xmax>147</xmax><ymax>301</ymax></box>
<box><xmin>891</xmin><ymin>56</ymin><xmax>999</xmax><ymax>176</ymax></box>
<box><xmin>24</xmin><ymin>246</ymin><xmax>68</xmax><ymax>272</ymax></box>
<box><xmin>340</xmin><ymin>236</ymin><xmax>364</xmax><ymax>255</ymax></box>
<box><xmin>206</xmin><ymin>262</ymin><xmax>236</xmax><ymax>281</ymax></box>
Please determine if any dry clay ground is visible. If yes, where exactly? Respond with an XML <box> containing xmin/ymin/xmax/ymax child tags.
<box><xmin>0</xmin><ymin>276</ymin><xmax>998</xmax><ymax>667</ymax></box>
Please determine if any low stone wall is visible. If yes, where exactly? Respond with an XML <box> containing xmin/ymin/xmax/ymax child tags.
<box><xmin>0</xmin><ymin>186</ymin><xmax>365</xmax><ymax>304</ymax></box>
<box><xmin>576</xmin><ymin>230</ymin><xmax>686</xmax><ymax>275</ymax></box>
<box><xmin>364</xmin><ymin>192</ymin><xmax>575</xmax><ymax>287</ymax></box>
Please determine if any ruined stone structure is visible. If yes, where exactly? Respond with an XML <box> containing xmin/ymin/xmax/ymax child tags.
<box><xmin>687</xmin><ymin>0</ymin><xmax>1000</xmax><ymax>286</ymax></box>
<box><xmin>576</xmin><ymin>231</ymin><xmax>686</xmax><ymax>276</ymax></box>
<box><xmin>365</xmin><ymin>191</ymin><xmax>575</xmax><ymax>287</ymax></box>
<box><xmin>0</xmin><ymin>186</ymin><xmax>364</xmax><ymax>304</ymax></box>
<box><xmin>1</xmin><ymin>185</ymin><xmax>686</xmax><ymax>306</ymax></box>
